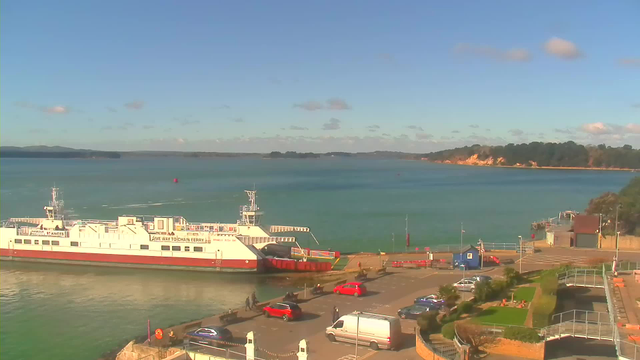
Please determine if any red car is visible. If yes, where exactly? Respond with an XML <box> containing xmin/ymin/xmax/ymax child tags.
<box><xmin>333</xmin><ymin>282</ymin><xmax>367</xmax><ymax>297</ymax></box>
<box><xmin>263</xmin><ymin>301</ymin><xmax>302</xmax><ymax>321</ymax></box>
<box><xmin>483</xmin><ymin>255</ymin><xmax>500</xmax><ymax>265</ymax></box>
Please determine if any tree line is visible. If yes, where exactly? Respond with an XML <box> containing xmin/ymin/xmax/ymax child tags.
<box><xmin>421</xmin><ymin>142</ymin><xmax>640</xmax><ymax>169</ymax></box>
<box><xmin>586</xmin><ymin>176</ymin><xmax>640</xmax><ymax>236</ymax></box>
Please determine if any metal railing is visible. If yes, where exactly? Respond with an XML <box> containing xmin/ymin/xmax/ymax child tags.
<box><xmin>431</xmin><ymin>243</ymin><xmax>534</xmax><ymax>253</ymax></box>
<box><xmin>184</xmin><ymin>341</ymin><xmax>253</xmax><ymax>360</ymax></box>
<box><xmin>416</xmin><ymin>327</ymin><xmax>459</xmax><ymax>360</ymax></box>
<box><xmin>602</xmin><ymin>264</ymin><xmax>640</xmax><ymax>360</ymax></box>
<box><xmin>558</xmin><ymin>268</ymin><xmax>604</xmax><ymax>288</ymax></box>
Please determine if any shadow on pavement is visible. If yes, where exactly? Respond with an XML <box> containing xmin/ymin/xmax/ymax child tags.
<box><xmin>545</xmin><ymin>337</ymin><xmax>617</xmax><ymax>359</ymax></box>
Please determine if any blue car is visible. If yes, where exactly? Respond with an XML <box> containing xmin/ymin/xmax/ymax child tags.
<box><xmin>398</xmin><ymin>304</ymin><xmax>439</xmax><ymax>319</ymax></box>
<box><xmin>185</xmin><ymin>326</ymin><xmax>233</xmax><ymax>345</ymax></box>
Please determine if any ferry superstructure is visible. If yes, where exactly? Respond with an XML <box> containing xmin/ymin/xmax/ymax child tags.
<box><xmin>0</xmin><ymin>188</ymin><xmax>334</xmax><ymax>272</ymax></box>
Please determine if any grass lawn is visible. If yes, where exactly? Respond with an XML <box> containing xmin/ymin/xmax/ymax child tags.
<box><xmin>475</xmin><ymin>307</ymin><xmax>528</xmax><ymax>326</ymax></box>
<box><xmin>513</xmin><ymin>286</ymin><xmax>536</xmax><ymax>302</ymax></box>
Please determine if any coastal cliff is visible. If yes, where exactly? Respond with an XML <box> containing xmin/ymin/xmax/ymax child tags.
<box><xmin>419</xmin><ymin>142</ymin><xmax>640</xmax><ymax>170</ymax></box>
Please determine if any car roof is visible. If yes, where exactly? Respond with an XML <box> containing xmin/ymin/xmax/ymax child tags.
<box><xmin>197</xmin><ymin>326</ymin><xmax>226</xmax><ymax>331</ymax></box>
<box><xmin>346</xmin><ymin>282</ymin><xmax>363</xmax><ymax>285</ymax></box>
<box><xmin>278</xmin><ymin>301</ymin><xmax>299</xmax><ymax>306</ymax></box>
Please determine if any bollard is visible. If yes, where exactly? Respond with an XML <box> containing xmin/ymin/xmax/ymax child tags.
<box><xmin>297</xmin><ymin>339</ymin><xmax>308</xmax><ymax>360</ymax></box>
<box><xmin>246</xmin><ymin>331</ymin><xmax>255</xmax><ymax>360</ymax></box>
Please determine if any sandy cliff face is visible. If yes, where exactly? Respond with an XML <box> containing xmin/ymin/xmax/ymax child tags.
<box><xmin>426</xmin><ymin>154</ymin><xmax>506</xmax><ymax>166</ymax></box>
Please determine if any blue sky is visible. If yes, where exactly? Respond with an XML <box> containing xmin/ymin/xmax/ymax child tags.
<box><xmin>1</xmin><ymin>1</ymin><xmax>639</xmax><ymax>152</ymax></box>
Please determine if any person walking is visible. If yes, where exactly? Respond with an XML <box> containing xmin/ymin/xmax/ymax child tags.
<box><xmin>245</xmin><ymin>296</ymin><xmax>251</xmax><ymax>311</ymax></box>
<box><xmin>332</xmin><ymin>306</ymin><xmax>339</xmax><ymax>324</ymax></box>
<box><xmin>251</xmin><ymin>291</ymin><xmax>257</xmax><ymax>309</ymax></box>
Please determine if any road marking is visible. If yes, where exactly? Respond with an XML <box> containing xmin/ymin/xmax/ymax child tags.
<box><xmin>421</xmin><ymin>272</ymin><xmax>438</xmax><ymax>279</ymax></box>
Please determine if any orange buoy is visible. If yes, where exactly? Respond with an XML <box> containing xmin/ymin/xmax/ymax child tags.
<box><xmin>173</xmin><ymin>178</ymin><xmax>179</xmax><ymax>183</ymax></box>
<box><xmin>155</xmin><ymin>328</ymin><xmax>163</xmax><ymax>340</ymax></box>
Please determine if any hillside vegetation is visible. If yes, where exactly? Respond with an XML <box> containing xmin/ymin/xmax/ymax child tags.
<box><xmin>420</xmin><ymin>142</ymin><xmax>640</xmax><ymax>169</ymax></box>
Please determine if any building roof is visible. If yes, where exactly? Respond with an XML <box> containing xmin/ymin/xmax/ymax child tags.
<box><xmin>460</xmin><ymin>245</ymin><xmax>478</xmax><ymax>253</ymax></box>
<box><xmin>573</xmin><ymin>215</ymin><xmax>599</xmax><ymax>234</ymax></box>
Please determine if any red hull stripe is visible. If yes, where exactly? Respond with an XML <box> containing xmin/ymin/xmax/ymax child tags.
<box><xmin>0</xmin><ymin>249</ymin><xmax>258</xmax><ymax>270</ymax></box>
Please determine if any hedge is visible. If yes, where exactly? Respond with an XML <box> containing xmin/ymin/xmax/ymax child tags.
<box><xmin>503</xmin><ymin>326</ymin><xmax>541</xmax><ymax>343</ymax></box>
<box><xmin>539</xmin><ymin>274</ymin><xmax>558</xmax><ymax>295</ymax></box>
<box><xmin>441</xmin><ymin>322</ymin><xmax>456</xmax><ymax>340</ymax></box>
<box><xmin>531</xmin><ymin>294</ymin><xmax>557</xmax><ymax>328</ymax></box>
<box><xmin>458</xmin><ymin>301</ymin><xmax>474</xmax><ymax>314</ymax></box>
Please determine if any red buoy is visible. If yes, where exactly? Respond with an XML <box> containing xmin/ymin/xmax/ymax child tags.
<box><xmin>173</xmin><ymin>178</ymin><xmax>179</xmax><ymax>183</ymax></box>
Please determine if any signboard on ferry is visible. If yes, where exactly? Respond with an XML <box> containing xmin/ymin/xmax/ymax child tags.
<box><xmin>150</xmin><ymin>235</ymin><xmax>210</xmax><ymax>243</ymax></box>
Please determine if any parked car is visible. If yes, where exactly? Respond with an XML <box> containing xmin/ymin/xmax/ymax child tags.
<box><xmin>334</xmin><ymin>282</ymin><xmax>367</xmax><ymax>297</ymax></box>
<box><xmin>471</xmin><ymin>275</ymin><xmax>492</xmax><ymax>283</ymax></box>
<box><xmin>263</xmin><ymin>301</ymin><xmax>303</xmax><ymax>321</ymax></box>
<box><xmin>453</xmin><ymin>278</ymin><xmax>477</xmax><ymax>292</ymax></box>
<box><xmin>184</xmin><ymin>326</ymin><xmax>233</xmax><ymax>345</ymax></box>
<box><xmin>326</xmin><ymin>311</ymin><xmax>402</xmax><ymax>350</ymax></box>
<box><xmin>483</xmin><ymin>255</ymin><xmax>500</xmax><ymax>265</ymax></box>
<box><xmin>414</xmin><ymin>295</ymin><xmax>445</xmax><ymax>307</ymax></box>
<box><xmin>397</xmin><ymin>304</ymin><xmax>439</xmax><ymax>319</ymax></box>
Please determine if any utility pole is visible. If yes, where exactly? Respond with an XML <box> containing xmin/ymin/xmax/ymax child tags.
<box><xmin>355</xmin><ymin>313</ymin><xmax>360</xmax><ymax>359</ymax></box>
<box><xmin>392</xmin><ymin>233</ymin><xmax>395</xmax><ymax>254</ymax></box>
<box><xmin>615</xmin><ymin>205</ymin><xmax>620</xmax><ymax>261</ymax></box>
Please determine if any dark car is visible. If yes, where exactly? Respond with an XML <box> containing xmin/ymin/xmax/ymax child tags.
<box><xmin>263</xmin><ymin>301</ymin><xmax>303</xmax><ymax>321</ymax></box>
<box><xmin>414</xmin><ymin>295</ymin><xmax>445</xmax><ymax>307</ymax></box>
<box><xmin>185</xmin><ymin>326</ymin><xmax>233</xmax><ymax>345</ymax></box>
<box><xmin>397</xmin><ymin>304</ymin><xmax>438</xmax><ymax>319</ymax></box>
<box><xmin>472</xmin><ymin>275</ymin><xmax>492</xmax><ymax>283</ymax></box>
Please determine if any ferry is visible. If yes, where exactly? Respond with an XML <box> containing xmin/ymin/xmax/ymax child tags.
<box><xmin>0</xmin><ymin>188</ymin><xmax>338</xmax><ymax>272</ymax></box>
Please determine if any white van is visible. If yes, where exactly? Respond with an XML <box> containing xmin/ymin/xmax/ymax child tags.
<box><xmin>325</xmin><ymin>311</ymin><xmax>403</xmax><ymax>350</ymax></box>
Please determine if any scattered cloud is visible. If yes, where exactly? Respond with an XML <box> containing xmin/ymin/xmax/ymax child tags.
<box><xmin>469</xmin><ymin>124</ymin><xmax>479</xmax><ymax>129</ymax></box>
<box><xmin>580</xmin><ymin>122</ymin><xmax>612</xmax><ymax>135</ymax></box>
<box><xmin>213</xmin><ymin>104</ymin><xmax>231</xmax><ymax>110</ymax></box>
<box><xmin>485</xmin><ymin>129</ymin><xmax>491</xmax><ymax>132</ymax></box>
<box><xmin>554</xmin><ymin>128</ymin><xmax>575</xmax><ymax>134</ymax></box>
<box><xmin>28</xmin><ymin>129</ymin><xmax>48</xmax><ymax>134</ymax></box>
<box><xmin>44</xmin><ymin>106</ymin><xmax>70</xmax><ymax>114</ymax></box>
<box><xmin>231</xmin><ymin>117</ymin><xmax>244</xmax><ymax>123</ymax></box>
<box><xmin>633</xmin><ymin>103</ymin><xmax>640</xmax><ymax>108</ymax></box>
<box><xmin>416</xmin><ymin>133</ymin><xmax>433</xmax><ymax>140</ymax></box>
<box><xmin>268</xmin><ymin>77</ymin><xmax>282</xmax><ymax>85</ymax></box>
<box><xmin>451</xmin><ymin>130</ymin><xmax>460</xmax><ymax>134</ymax></box>
<box><xmin>101</xmin><ymin>126</ymin><xmax>113</xmax><ymax>131</ymax></box>
<box><xmin>289</xmin><ymin>125</ymin><xmax>308</xmax><ymax>131</ymax></box>
<box><xmin>326</xmin><ymin>98</ymin><xmax>351</xmax><ymax>110</ymax></box>
<box><xmin>509</xmin><ymin>129</ymin><xmax>524</xmax><ymax>136</ymax></box>
<box><xmin>142</xmin><ymin>125</ymin><xmax>154</xmax><ymax>130</ymax></box>
<box><xmin>15</xmin><ymin>101</ymin><xmax>71</xmax><ymax>114</ymax></box>
<box><xmin>180</xmin><ymin>120</ymin><xmax>200</xmax><ymax>126</ymax></box>
<box><xmin>106</xmin><ymin>106</ymin><xmax>118</xmax><ymax>113</ymax></box>
<box><xmin>544</xmin><ymin>37</ymin><xmax>582</xmax><ymax>59</ymax></box>
<box><xmin>367</xmin><ymin>125</ymin><xmax>380</xmax><ymax>130</ymax></box>
<box><xmin>124</xmin><ymin>100</ymin><xmax>145</xmax><ymax>110</ymax></box>
<box><xmin>294</xmin><ymin>98</ymin><xmax>351</xmax><ymax>111</ymax></box>
<box><xmin>454</xmin><ymin>43</ymin><xmax>532</xmax><ymax>62</ymax></box>
<box><xmin>627</xmin><ymin>124</ymin><xmax>640</xmax><ymax>134</ymax></box>
<box><xmin>378</xmin><ymin>53</ymin><xmax>395</xmax><ymax>63</ymax></box>
<box><xmin>382</xmin><ymin>133</ymin><xmax>391</xmax><ymax>137</ymax></box>
<box><xmin>407</xmin><ymin>125</ymin><xmax>424</xmax><ymax>132</ymax></box>
<box><xmin>322</xmin><ymin>118</ymin><xmax>341</xmax><ymax>130</ymax></box>
<box><xmin>619</xmin><ymin>58</ymin><xmax>640</xmax><ymax>67</ymax></box>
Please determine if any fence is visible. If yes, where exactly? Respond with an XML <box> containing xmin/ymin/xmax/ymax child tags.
<box><xmin>431</xmin><ymin>243</ymin><xmax>534</xmax><ymax>253</ymax></box>
<box><xmin>545</xmin><ymin>310</ymin><xmax>614</xmax><ymax>341</ymax></box>
<box><xmin>558</xmin><ymin>268</ymin><xmax>604</xmax><ymax>288</ymax></box>
<box><xmin>416</xmin><ymin>327</ymin><xmax>460</xmax><ymax>360</ymax></box>
<box><xmin>602</xmin><ymin>264</ymin><xmax>640</xmax><ymax>360</ymax></box>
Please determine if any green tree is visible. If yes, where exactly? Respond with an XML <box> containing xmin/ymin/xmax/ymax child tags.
<box><xmin>619</xmin><ymin>177</ymin><xmax>640</xmax><ymax>235</ymax></box>
<box><xmin>438</xmin><ymin>284</ymin><xmax>461</xmax><ymax>308</ymax></box>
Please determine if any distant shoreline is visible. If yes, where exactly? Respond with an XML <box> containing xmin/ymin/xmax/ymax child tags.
<box><xmin>423</xmin><ymin>160</ymin><xmax>637</xmax><ymax>172</ymax></box>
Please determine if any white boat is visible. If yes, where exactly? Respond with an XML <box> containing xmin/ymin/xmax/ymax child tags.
<box><xmin>0</xmin><ymin>188</ymin><xmax>335</xmax><ymax>272</ymax></box>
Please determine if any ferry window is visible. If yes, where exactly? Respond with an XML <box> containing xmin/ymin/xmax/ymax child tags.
<box><xmin>52</xmin><ymin>241</ymin><xmax>60</xmax><ymax>246</ymax></box>
<box><xmin>24</xmin><ymin>239</ymin><xmax>32</xmax><ymax>245</ymax></box>
<box><xmin>42</xmin><ymin>240</ymin><xmax>50</xmax><ymax>245</ymax></box>
<box><xmin>171</xmin><ymin>246</ymin><xmax>181</xmax><ymax>251</ymax></box>
<box><xmin>127</xmin><ymin>219</ymin><xmax>134</xmax><ymax>225</ymax></box>
<box><xmin>161</xmin><ymin>245</ymin><xmax>170</xmax><ymax>251</ymax></box>
<box><xmin>34</xmin><ymin>240</ymin><xmax>39</xmax><ymax>245</ymax></box>
<box><xmin>15</xmin><ymin>239</ymin><xmax>22</xmax><ymax>244</ymax></box>
<box><xmin>158</xmin><ymin>220</ymin><xmax>165</xmax><ymax>230</ymax></box>
<box><xmin>184</xmin><ymin>246</ymin><xmax>190</xmax><ymax>252</ymax></box>
<box><xmin>71</xmin><ymin>241</ymin><xmax>79</xmax><ymax>247</ymax></box>
<box><xmin>194</xmin><ymin>246</ymin><xmax>203</xmax><ymax>252</ymax></box>
<box><xmin>140</xmin><ymin>245</ymin><xmax>149</xmax><ymax>250</ymax></box>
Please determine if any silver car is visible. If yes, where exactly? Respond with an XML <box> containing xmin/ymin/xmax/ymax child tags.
<box><xmin>453</xmin><ymin>278</ymin><xmax>476</xmax><ymax>292</ymax></box>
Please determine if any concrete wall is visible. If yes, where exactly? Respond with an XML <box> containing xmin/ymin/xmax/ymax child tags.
<box><xmin>185</xmin><ymin>350</ymin><xmax>230</xmax><ymax>360</ymax></box>
<box><xmin>600</xmin><ymin>235</ymin><xmax>640</xmax><ymax>250</ymax></box>
<box><xmin>483</xmin><ymin>338</ymin><xmax>544</xmax><ymax>360</ymax></box>
<box><xmin>415</xmin><ymin>332</ymin><xmax>449</xmax><ymax>360</ymax></box>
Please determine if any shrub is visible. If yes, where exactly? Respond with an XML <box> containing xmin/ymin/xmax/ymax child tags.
<box><xmin>441</xmin><ymin>311</ymin><xmax>461</xmax><ymax>324</ymax></box>
<box><xmin>417</xmin><ymin>311</ymin><xmax>441</xmax><ymax>334</ymax></box>
<box><xmin>490</xmin><ymin>279</ymin><xmax>509</xmax><ymax>298</ymax></box>
<box><xmin>473</xmin><ymin>280</ymin><xmax>494</xmax><ymax>302</ymax></box>
<box><xmin>503</xmin><ymin>327</ymin><xmax>541</xmax><ymax>343</ymax></box>
<box><xmin>458</xmin><ymin>301</ymin><xmax>474</xmax><ymax>314</ymax></box>
<box><xmin>531</xmin><ymin>294</ymin><xmax>557</xmax><ymax>328</ymax></box>
<box><xmin>438</xmin><ymin>284</ymin><xmax>461</xmax><ymax>308</ymax></box>
<box><xmin>441</xmin><ymin>322</ymin><xmax>456</xmax><ymax>340</ymax></box>
<box><xmin>539</xmin><ymin>274</ymin><xmax>558</xmax><ymax>295</ymax></box>
<box><xmin>503</xmin><ymin>267</ymin><xmax>522</xmax><ymax>285</ymax></box>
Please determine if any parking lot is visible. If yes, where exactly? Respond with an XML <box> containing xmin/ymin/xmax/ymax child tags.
<box><xmin>190</xmin><ymin>269</ymin><xmax>466</xmax><ymax>360</ymax></box>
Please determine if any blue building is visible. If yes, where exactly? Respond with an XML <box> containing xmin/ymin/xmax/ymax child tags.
<box><xmin>453</xmin><ymin>245</ymin><xmax>481</xmax><ymax>270</ymax></box>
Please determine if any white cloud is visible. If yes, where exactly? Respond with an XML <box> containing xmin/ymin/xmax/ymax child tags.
<box><xmin>293</xmin><ymin>101</ymin><xmax>325</xmax><ymax>111</ymax></box>
<box><xmin>106</xmin><ymin>106</ymin><xmax>117</xmax><ymax>113</ymax></box>
<box><xmin>416</xmin><ymin>133</ymin><xmax>433</xmax><ymax>140</ymax></box>
<box><xmin>544</xmin><ymin>37</ymin><xmax>582</xmax><ymax>60</ymax></box>
<box><xmin>580</xmin><ymin>122</ymin><xmax>612</xmax><ymax>135</ymax></box>
<box><xmin>289</xmin><ymin>126</ymin><xmax>308</xmax><ymax>131</ymax></box>
<box><xmin>407</xmin><ymin>125</ymin><xmax>424</xmax><ymax>131</ymax></box>
<box><xmin>469</xmin><ymin>124</ymin><xmax>479</xmax><ymax>129</ymax></box>
<box><xmin>44</xmin><ymin>106</ymin><xmax>70</xmax><ymax>114</ymax></box>
<box><xmin>509</xmin><ymin>129</ymin><xmax>524</xmax><ymax>136</ymax></box>
<box><xmin>124</xmin><ymin>101</ymin><xmax>145</xmax><ymax>110</ymax></box>
<box><xmin>454</xmin><ymin>43</ymin><xmax>532</xmax><ymax>62</ymax></box>
<box><xmin>326</xmin><ymin>98</ymin><xmax>351</xmax><ymax>110</ymax></box>
<box><xmin>378</xmin><ymin>53</ymin><xmax>395</xmax><ymax>63</ymax></box>
<box><xmin>231</xmin><ymin>117</ymin><xmax>244</xmax><ymax>123</ymax></box>
<box><xmin>452</xmin><ymin>130</ymin><xmax>460</xmax><ymax>134</ymax></box>
<box><xmin>554</xmin><ymin>128</ymin><xmax>574</xmax><ymax>134</ymax></box>
<box><xmin>142</xmin><ymin>125</ymin><xmax>154</xmax><ymax>130</ymax></box>
<box><xmin>322</xmin><ymin>118</ymin><xmax>341</xmax><ymax>130</ymax></box>
<box><xmin>626</xmin><ymin>124</ymin><xmax>640</xmax><ymax>134</ymax></box>
<box><xmin>619</xmin><ymin>58</ymin><xmax>640</xmax><ymax>67</ymax></box>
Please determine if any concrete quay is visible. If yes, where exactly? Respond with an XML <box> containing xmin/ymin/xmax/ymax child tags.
<box><xmin>117</xmin><ymin>247</ymin><xmax>640</xmax><ymax>360</ymax></box>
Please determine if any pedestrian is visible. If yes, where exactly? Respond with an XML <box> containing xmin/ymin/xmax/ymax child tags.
<box><xmin>245</xmin><ymin>296</ymin><xmax>251</xmax><ymax>311</ymax></box>
<box><xmin>251</xmin><ymin>291</ymin><xmax>257</xmax><ymax>308</ymax></box>
<box><xmin>332</xmin><ymin>306</ymin><xmax>339</xmax><ymax>323</ymax></box>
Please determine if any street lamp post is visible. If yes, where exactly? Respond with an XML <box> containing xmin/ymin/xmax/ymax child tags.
<box><xmin>614</xmin><ymin>205</ymin><xmax>620</xmax><ymax>261</ymax></box>
<box><xmin>392</xmin><ymin>233</ymin><xmax>395</xmax><ymax>254</ymax></box>
<box><xmin>355</xmin><ymin>313</ymin><xmax>360</xmax><ymax>359</ymax></box>
<box><xmin>518</xmin><ymin>236</ymin><xmax>523</xmax><ymax>273</ymax></box>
